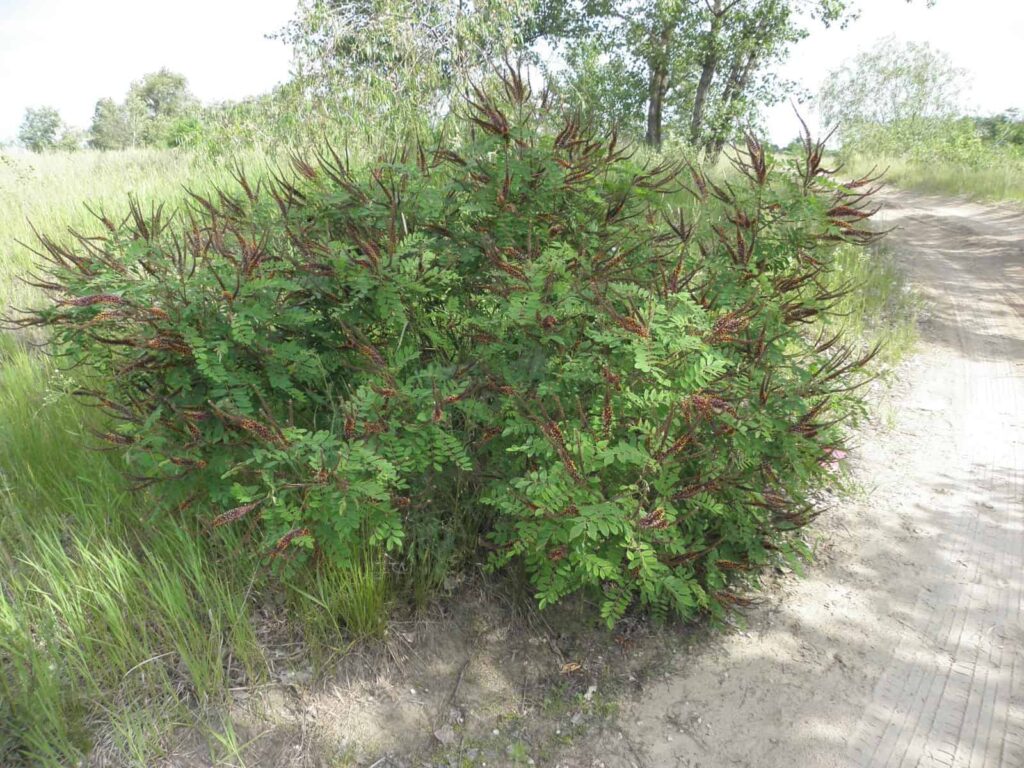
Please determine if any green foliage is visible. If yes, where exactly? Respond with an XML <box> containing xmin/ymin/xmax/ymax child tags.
<box><xmin>277</xmin><ymin>0</ymin><xmax>535</xmax><ymax>142</ymax></box>
<box><xmin>130</xmin><ymin>68</ymin><xmax>194</xmax><ymax>121</ymax></box>
<box><xmin>0</xmin><ymin>147</ymin><xmax>262</xmax><ymax>320</ymax></box>
<box><xmin>17</xmin><ymin>69</ymin><xmax>879</xmax><ymax>627</ymax></box>
<box><xmin>193</xmin><ymin>85</ymin><xmax>309</xmax><ymax>156</ymax></box>
<box><xmin>837</xmin><ymin>112</ymin><xmax>1024</xmax><ymax>203</ymax></box>
<box><xmin>975</xmin><ymin>110</ymin><xmax>1024</xmax><ymax>149</ymax></box>
<box><xmin>165</xmin><ymin>115</ymin><xmax>205</xmax><ymax>148</ymax></box>
<box><xmin>17</xmin><ymin>107</ymin><xmax>65</xmax><ymax>153</ymax></box>
<box><xmin>536</xmin><ymin>0</ymin><xmax>859</xmax><ymax>152</ymax></box>
<box><xmin>845</xmin><ymin>117</ymin><xmax>986</xmax><ymax>165</ymax></box>
<box><xmin>557</xmin><ymin>38</ymin><xmax>647</xmax><ymax>136</ymax></box>
<box><xmin>87</xmin><ymin>69</ymin><xmax>197</xmax><ymax>150</ymax></box>
<box><xmin>819</xmin><ymin>37</ymin><xmax>966</xmax><ymax>149</ymax></box>
<box><xmin>88</xmin><ymin>97</ymin><xmax>132</xmax><ymax>150</ymax></box>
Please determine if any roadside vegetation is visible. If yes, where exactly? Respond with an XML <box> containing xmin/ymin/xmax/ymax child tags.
<box><xmin>0</xmin><ymin>149</ymin><xmax>265</xmax><ymax>317</ymax></box>
<box><xmin>0</xmin><ymin>101</ymin><xmax>917</xmax><ymax>768</ymax></box>
<box><xmin>820</xmin><ymin>37</ymin><xmax>1024</xmax><ymax>203</ymax></box>
<box><xmin>1</xmin><ymin>2</ymin><xmax>923</xmax><ymax>765</ymax></box>
<box><xmin>846</xmin><ymin>140</ymin><xmax>1024</xmax><ymax>203</ymax></box>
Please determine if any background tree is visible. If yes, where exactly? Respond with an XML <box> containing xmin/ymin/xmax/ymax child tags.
<box><xmin>86</xmin><ymin>69</ymin><xmax>196</xmax><ymax>150</ymax></box>
<box><xmin>88</xmin><ymin>98</ymin><xmax>131</xmax><ymax>150</ymax></box>
<box><xmin>123</xmin><ymin>92</ymin><xmax>150</xmax><ymax>148</ymax></box>
<box><xmin>534</xmin><ymin>0</ymin><xmax>857</xmax><ymax>154</ymax></box>
<box><xmin>128</xmin><ymin>69</ymin><xmax>196</xmax><ymax>146</ymax></box>
<box><xmin>278</xmin><ymin>0</ymin><xmax>536</xmax><ymax>140</ymax></box>
<box><xmin>128</xmin><ymin>68</ymin><xmax>194</xmax><ymax>121</ymax></box>
<box><xmin>274</xmin><ymin>0</ymin><xmax>936</xmax><ymax>156</ymax></box>
<box><xmin>534</xmin><ymin>0</ymin><xmax>936</xmax><ymax>155</ymax></box>
<box><xmin>818</xmin><ymin>36</ymin><xmax>966</xmax><ymax>146</ymax></box>
<box><xmin>556</xmin><ymin>38</ymin><xmax>649</xmax><ymax>134</ymax></box>
<box><xmin>17</xmin><ymin>107</ymin><xmax>64</xmax><ymax>152</ymax></box>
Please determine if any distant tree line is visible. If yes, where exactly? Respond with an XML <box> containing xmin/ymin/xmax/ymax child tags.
<box><xmin>816</xmin><ymin>37</ymin><xmax>1024</xmax><ymax>163</ymax></box>
<box><xmin>21</xmin><ymin>0</ymin><xmax>1008</xmax><ymax>161</ymax></box>
<box><xmin>17</xmin><ymin>68</ymin><xmax>200</xmax><ymax>152</ymax></box>
<box><xmin>15</xmin><ymin>1</ymin><xmax>870</xmax><ymax>156</ymax></box>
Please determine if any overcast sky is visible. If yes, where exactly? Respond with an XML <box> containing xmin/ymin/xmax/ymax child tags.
<box><xmin>0</xmin><ymin>0</ymin><xmax>1020</xmax><ymax>145</ymax></box>
<box><xmin>0</xmin><ymin>0</ymin><xmax>295</xmax><ymax>143</ymax></box>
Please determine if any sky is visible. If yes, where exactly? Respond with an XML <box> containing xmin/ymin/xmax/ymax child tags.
<box><xmin>761</xmin><ymin>0</ymin><xmax>1024</xmax><ymax>144</ymax></box>
<box><xmin>0</xmin><ymin>0</ymin><xmax>1021</xmax><ymax>146</ymax></box>
<box><xmin>0</xmin><ymin>0</ymin><xmax>295</xmax><ymax>143</ymax></box>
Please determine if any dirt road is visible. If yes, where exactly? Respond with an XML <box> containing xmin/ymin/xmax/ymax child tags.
<box><xmin>604</xmin><ymin>193</ymin><xmax>1024</xmax><ymax>767</ymax></box>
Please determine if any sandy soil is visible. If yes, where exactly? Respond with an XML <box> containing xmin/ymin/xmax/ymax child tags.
<box><xmin>595</xmin><ymin>193</ymin><xmax>1024</xmax><ymax>767</ymax></box>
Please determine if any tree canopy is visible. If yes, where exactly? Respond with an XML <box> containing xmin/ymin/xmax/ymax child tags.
<box><xmin>129</xmin><ymin>69</ymin><xmax>194</xmax><ymax>121</ymax></box>
<box><xmin>18</xmin><ymin>107</ymin><xmax>64</xmax><ymax>152</ymax></box>
<box><xmin>87</xmin><ymin>69</ymin><xmax>196</xmax><ymax>150</ymax></box>
<box><xmin>278</xmin><ymin>0</ymin><xmax>535</xmax><ymax>138</ymax></box>
<box><xmin>88</xmin><ymin>98</ymin><xmax>131</xmax><ymax>150</ymax></box>
<box><xmin>819</xmin><ymin>36</ymin><xmax>966</xmax><ymax>145</ymax></box>
<box><xmin>533</xmin><ymin>0</ymin><xmax>861</xmax><ymax>154</ymax></box>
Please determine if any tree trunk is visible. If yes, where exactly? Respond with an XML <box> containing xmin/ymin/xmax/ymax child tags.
<box><xmin>645</xmin><ymin>24</ymin><xmax>673</xmax><ymax>149</ymax></box>
<box><xmin>645</xmin><ymin>64</ymin><xmax>669</xmax><ymax>148</ymax></box>
<box><xmin>689</xmin><ymin>1</ymin><xmax>724</xmax><ymax>147</ymax></box>
<box><xmin>707</xmin><ymin>50</ymin><xmax>757</xmax><ymax>160</ymax></box>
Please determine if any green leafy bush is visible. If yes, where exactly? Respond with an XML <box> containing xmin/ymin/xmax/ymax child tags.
<box><xmin>14</xmin><ymin>69</ymin><xmax>879</xmax><ymax>625</ymax></box>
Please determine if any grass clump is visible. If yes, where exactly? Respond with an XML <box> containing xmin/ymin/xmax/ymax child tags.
<box><xmin>288</xmin><ymin>546</ymin><xmax>392</xmax><ymax>658</ymax></box>
<box><xmin>825</xmin><ymin>242</ymin><xmax>918</xmax><ymax>367</ymax></box>
<box><xmin>0</xmin><ymin>341</ymin><xmax>266</xmax><ymax>765</ymax></box>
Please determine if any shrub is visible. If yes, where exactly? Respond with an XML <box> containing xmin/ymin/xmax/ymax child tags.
<box><xmin>13</xmin><ymin>68</ymin><xmax>880</xmax><ymax>625</ymax></box>
<box><xmin>844</xmin><ymin>117</ymin><xmax>988</xmax><ymax>167</ymax></box>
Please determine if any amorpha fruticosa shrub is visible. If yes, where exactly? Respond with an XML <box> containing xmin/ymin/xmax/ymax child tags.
<box><xmin>16</xmin><ymin>67</ymin><xmax>881</xmax><ymax>625</ymax></box>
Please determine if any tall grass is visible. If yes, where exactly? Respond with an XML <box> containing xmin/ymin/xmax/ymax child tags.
<box><xmin>0</xmin><ymin>335</ymin><xmax>269</xmax><ymax>765</ymax></box>
<box><xmin>0</xmin><ymin>148</ymin><xmax>272</xmax><ymax>764</ymax></box>
<box><xmin>0</xmin><ymin>148</ymin><xmax>267</xmax><ymax>316</ymax></box>
<box><xmin>844</xmin><ymin>151</ymin><xmax>1024</xmax><ymax>204</ymax></box>
<box><xmin>0</xmin><ymin>331</ymin><xmax>402</xmax><ymax>765</ymax></box>
<box><xmin>825</xmin><ymin>242</ymin><xmax>919</xmax><ymax>367</ymax></box>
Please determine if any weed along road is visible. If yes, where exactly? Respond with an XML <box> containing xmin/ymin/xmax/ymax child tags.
<box><xmin>601</xmin><ymin>193</ymin><xmax>1024</xmax><ymax>768</ymax></box>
